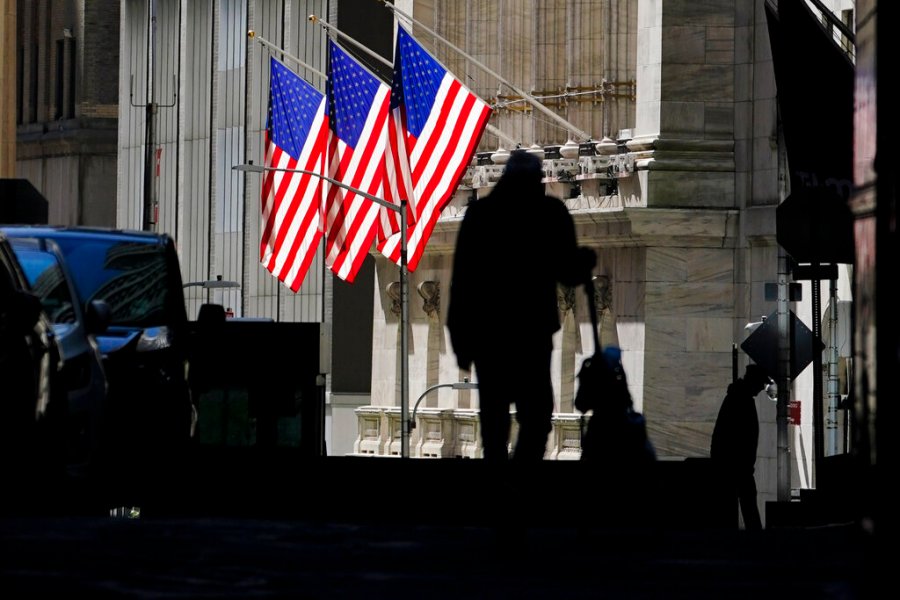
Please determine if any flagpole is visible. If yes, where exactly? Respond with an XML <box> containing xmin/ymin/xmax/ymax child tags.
<box><xmin>377</xmin><ymin>0</ymin><xmax>593</xmax><ymax>142</ymax></box>
<box><xmin>248</xmin><ymin>30</ymin><xmax>327</xmax><ymax>81</ymax></box>
<box><xmin>232</xmin><ymin>163</ymin><xmax>412</xmax><ymax>458</ymax></box>
<box><xmin>308</xmin><ymin>14</ymin><xmax>390</xmax><ymax>74</ymax></box>
<box><xmin>307</xmin><ymin>13</ymin><xmax>519</xmax><ymax>148</ymax></box>
<box><xmin>399</xmin><ymin>200</ymin><xmax>410</xmax><ymax>459</ymax></box>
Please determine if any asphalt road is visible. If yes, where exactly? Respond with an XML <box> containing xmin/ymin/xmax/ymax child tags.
<box><xmin>0</xmin><ymin>454</ymin><xmax>881</xmax><ymax>598</ymax></box>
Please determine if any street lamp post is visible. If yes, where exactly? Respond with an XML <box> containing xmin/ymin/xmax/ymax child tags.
<box><xmin>233</xmin><ymin>163</ymin><xmax>412</xmax><ymax>458</ymax></box>
<box><xmin>408</xmin><ymin>378</ymin><xmax>478</xmax><ymax>435</ymax></box>
<box><xmin>183</xmin><ymin>276</ymin><xmax>241</xmax><ymax>305</ymax></box>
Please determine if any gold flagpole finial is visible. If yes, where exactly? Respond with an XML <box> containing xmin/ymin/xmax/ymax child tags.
<box><xmin>248</xmin><ymin>30</ymin><xmax>256</xmax><ymax>39</ymax></box>
<box><xmin>308</xmin><ymin>14</ymin><xmax>318</xmax><ymax>24</ymax></box>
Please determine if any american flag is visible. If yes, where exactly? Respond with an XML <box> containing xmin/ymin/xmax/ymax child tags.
<box><xmin>260</xmin><ymin>57</ymin><xmax>328</xmax><ymax>292</ymax></box>
<box><xmin>324</xmin><ymin>40</ymin><xmax>396</xmax><ymax>283</ymax></box>
<box><xmin>377</xmin><ymin>26</ymin><xmax>492</xmax><ymax>272</ymax></box>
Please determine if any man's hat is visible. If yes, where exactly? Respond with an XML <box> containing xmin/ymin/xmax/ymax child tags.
<box><xmin>745</xmin><ymin>363</ymin><xmax>772</xmax><ymax>385</ymax></box>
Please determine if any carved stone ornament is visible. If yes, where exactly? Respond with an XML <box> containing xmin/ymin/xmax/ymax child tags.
<box><xmin>593</xmin><ymin>275</ymin><xmax>612</xmax><ymax>314</ymax></box>
<box><xmin>557</xmin><ymin>284</ymin><xmax>576</xmax><ymax>314</ymax></box>
<box><xmin>386</xmin><ymin>281</ymin><xmax>402</xmax><ymax>316</ymax></box>
<box><xmin>417</xmin><ymin>281</ymin><xmax>441</xmax><ymax>317</ymax></box>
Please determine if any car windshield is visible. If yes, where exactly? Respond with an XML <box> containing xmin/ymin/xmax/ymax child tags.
<box><xmin>13</xmin><ymin>247</ymin><xmax>77</xmax><ymax>324</ymax></box>
<box><xmin>52</xmin><ymin>238</ymin><xmax>172</xmax><ymax>328</ymax></box>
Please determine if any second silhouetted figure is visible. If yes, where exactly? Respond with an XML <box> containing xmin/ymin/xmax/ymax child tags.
<box><xmin>710</xmin><ymin>363</ymin><xmax>771</xmax><ymax>530</ymax></box>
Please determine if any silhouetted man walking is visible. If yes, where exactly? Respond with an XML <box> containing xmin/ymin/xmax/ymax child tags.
<box><xmin>710</xmin><ymin>363</ymin><xmax>771</xmax><ymax>530</ymax></box>
<box><xmin>447</xmin><ymin>150</ymin><xmax>595</xmax><ymax>461</ymax></box>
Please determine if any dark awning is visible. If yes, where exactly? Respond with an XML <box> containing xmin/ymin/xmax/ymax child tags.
<box><xmin>766</xmin><ymin>0</ymin><xmax>855</xmax><ymax>264</ymax></box>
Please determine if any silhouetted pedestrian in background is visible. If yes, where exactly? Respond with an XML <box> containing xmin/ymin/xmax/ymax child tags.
<box><xmin>710</xmin><ymin>363</ymin><xmax>771</xmax><ymax>530</ymax></box>
<box><xmin>578</xmin><ymin>346</ymin><xmax>656</xmax><ymax>465</ymax></box>
<box><xmin>447</xmin><ymin>150</ymin><xmax>595</xmax><ymax>461</ymax></box>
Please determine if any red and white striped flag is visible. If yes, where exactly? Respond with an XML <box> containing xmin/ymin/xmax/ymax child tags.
<box><xmin>323</xmin><ymin>40</ymin><xmax>397</xmax><ymax>283</ymax></box>
<box><xmin>260</xmin><ymin>57</ymin><xmax>328</xmax><ymax>292</ymax></box>
<box><xmin>378</xmin><ymin>26</ymin><xmax>492</xmax><ymax>272</ymax></box>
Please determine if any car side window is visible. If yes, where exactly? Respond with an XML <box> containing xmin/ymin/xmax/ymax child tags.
<box><xmin>15</xmin><ymin>251</ymin><xmax>77</xmax><ymax>324</ymax></box>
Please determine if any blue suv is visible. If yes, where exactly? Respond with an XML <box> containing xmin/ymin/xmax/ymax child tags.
<box><xmin>7</xmin><ymin>236</ymin><xmax>110</xmax><ymax>478</ymax></box>
<box><xmin>1</xmin><ymin>226</ymin><xmax>195</xmax><ymax>489</ymax></box>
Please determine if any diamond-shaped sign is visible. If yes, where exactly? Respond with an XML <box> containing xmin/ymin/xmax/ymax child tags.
<box><xmin>740</xmin><ymin>311</ymin><xmax>824</xmax><ymax>380</ymax></box>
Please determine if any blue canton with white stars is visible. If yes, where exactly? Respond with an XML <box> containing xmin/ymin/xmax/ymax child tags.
<box><xmin>327</xmin><ymin>41</ymin><xmax>385</xmax><ymax>149</ymax></box>
<box><xmin>392</xmin><ymin>26</ymin><xmax>445</xmax><ymax>139</ymax></box>
<box><xmin>267</xmin><ymin>58</ymin><xmax>324</xmax><ymax>159</ymax></box>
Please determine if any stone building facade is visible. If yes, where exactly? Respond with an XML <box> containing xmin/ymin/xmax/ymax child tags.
<box><xmin>13</xmin><ymin>1</ymin><xmax>859</xmax><ymax>526</ymax></box>
<box><xmin>14</xmin><ymin>0</ymin><xmax>119</xmax><ymax>227</ymax></box>
<box><xmin>354</xmin><ymin>1</ymin><xmax>854</xmax><ymax>522</ymax></box>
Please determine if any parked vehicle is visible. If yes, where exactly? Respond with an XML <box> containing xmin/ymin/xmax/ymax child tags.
<box><xmin>7</xmin><ymin>236</ymin><xmax>110</xmax><ymax>478</ymax></box>
<box><xmin>0</xmin><ymin>231</ymin><xmax>65</xmax><ymax>494</ymax></box>
<box><xmin>1</xmin><ymin>226</ymin><xmax>195</xmax><ymax>489</ymax></box>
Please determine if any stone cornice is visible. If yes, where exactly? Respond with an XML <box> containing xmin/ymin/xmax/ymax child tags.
<box><xmin>16</xmin><ymin>117</ymin><xmax>119</xmax><ymax>159</ymax></box>
<box><xmin>389</xmin><ymin>205</ymin><xmax>741</xmax><ymax>259</ymax></box>
<box><xmin>627</xmin><ymin>136</ymin><xmax>735</xmax><ymax>172</ymax></box>
<box><xmin>571</xmin><ymin>206</ymin><xmax>739</xmax><ymax>248</ymax></box>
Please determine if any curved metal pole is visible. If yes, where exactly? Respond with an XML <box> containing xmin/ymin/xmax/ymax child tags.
<box><xmin>378</xmin><ymin>0</ymin><xmax>593</xmax><ymax>142</ymax></box>
<box><xmin>409</xmin><ymin>379</ymin><xmax>478</xmax><ymax>433</ymax></box>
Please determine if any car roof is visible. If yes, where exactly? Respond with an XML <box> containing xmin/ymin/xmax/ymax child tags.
<box><xmin>0</xmin><ymin>225</ymin><xmax>170</xmax><ymax>245</ymax></box>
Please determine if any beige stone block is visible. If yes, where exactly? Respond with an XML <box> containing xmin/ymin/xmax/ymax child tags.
<box><xmin>631</xmin><ymin>208</ymin><xmax>736</xmax><ymax>241</ymax></box>
<box><xmin>665</xmin><ymin>0</ymin><xmax>736</xmax><ymax>27</ymax></box>
<box><xmin>662</xmin><ymin>64</ymin><xmax>734</xmax><ymax>102</ymax></box>
<box><xmin>749</xmin><ymin>243</ymin><xmax>778</xmax><ymax>281</ymax></box>
<box><xmin>639</xmin><ymin>1</ymin><xmax>662</xmax><ymax>29</ymax></box>
<box><xmin>645</xmin><ymin>171</ymin><xmax>735</xmax><ymax>208</ymax></box>
<box><xmin>705</xmin><ymin>50</ymin><xmax>734</xmax><ymax>66</ymax></box>
<box><xmin>706</xmin><ymin>28</ymin><xmax>735</xmax><ymax>49</ymax></box>
<box><xmin>645</xmin><ymin>420</ymin><xmax>715</xmax><ymax>458</ymax></box>
<box><xmin>758</xmin><ymin>401</ymin><xmax>779</xmax><ymax>443</ymax></box>
<box><xmin>751</xmin><ymin>99</ymin><xmax>777</xmax><ymax>141</ymax></box>
<box><xmin>663</xmin><ymin>26</ymin><xmax>706</xmax><ymax>63</ymax></box>
<box><xmin>617</xmin><ymin>321</ymin><xmax>646</xmax><ymax>353</ymax></box>
<box><xmin>647</xmin><ymin>247</ymin><xmax>688</xmax><ymax>282</ymax></box>
<box><xmin>636</xmin><ymin>100</ymin><xmax>661</xmax><ymax>137</ymax></box>
<box><xmin>622</xmin><ymin>347</ymin><xmax>645</xmax><ymax>386</ymax></box>
<box><xmin>645</xmin><ymin>316</ymin><xmax>688</xmax><ymax>353</ymax></box>
<box><xmin>686</xmin><ymin>317</ymin><xmax>734</xmax><ymax>351</ymax></box>
<box><xmin>647</xmin><ymin>350</ymin><xmax>729</xmax><ymax>388</ymax></box>
<box><xmin>685</xmin><ymin>248</ymin><xmax>733</xmax><ymax>282</ymax></box>
<box><xmin>645</xmin><ymin>380</ymin><xmax>726</xmax><ymax>422</ymax></box>
<box><xmin>734</xmin><ymin>25</ymin><xmax>752</xmax><ymax>64</ymax></box>
<box><xmin>736</xmin><ymin>0</ymin><xmax>754</xmax><ymax>27</ymax></box>
<box><xmin>614</xmin><ymin>247</ymin><xmax>646</xmax><ymax>283</ymax></box>
<box><xmin>614</xmin><ymin>281</ymin><xmax>645</xmax><ymax>320</ymax></box>
<box><xmin>704</xmin><ymin>103</ymin><xmax>734</xmax><ymax>138</ymax></box>
<box><xmin>735</xmin><ymin>171</ymin><xmax>750</xmax><ymax>206</ymax></box>
<box><xmin>660</xmin><ymin>101</ymin><xmax>705</xmax><ymax>137</ymax></box>
<box><xmin>756</xmin><ymin>455</ymin><xmax>777</xmax><ymax>502</ymax></box>
<box><xmin>751</xmin><ymin>167</ymin><xmax>778</xmax><ymax>202</ymax></box>
<box><xmin>645</xmin><ymin>281</ymin><xmax>735</xmax><ymax>317</ymax></box>
<box><xmin>734</xmin><ymin>102</ymin><xmax>751</xmax><ymax>141</ymax></box>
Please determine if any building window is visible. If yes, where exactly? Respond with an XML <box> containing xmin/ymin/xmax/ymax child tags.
<box><xmin>55</xmin><ymin>39</ymin><xmax>64</xmax><ymax>120</ymax></box>
<box><xmin>67</xmin><ymin>39</ymin><xmax>76</xmax><ymax>118</ymax></box>
<box><xmin>840</xmin><ymin>9</ymin><xmax>854</xmax><ymax>54</ymax></box>
<box><xmin>16</xmin><ymin>46</ymin><xmax>23</xmax><ymax>125</ymax></box>
<box><xmin>29</xmin><ymin>43</ymin><xmax>38</xmax><ymax>123</ymax></box>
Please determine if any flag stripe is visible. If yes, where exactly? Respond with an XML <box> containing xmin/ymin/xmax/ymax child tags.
<box><xmin>323</xmin><ymin>40</ymin><xmax>397</xmax><ymax>283</ymax></box>
<box><xmin>260</xmin><ymin>57</ymin><xmax>328</xmax><ymax>291</ymax></box>
<box><xmin>378</xmin><ymin>27</ymin><xmax>492</xmax><ymax>272</ymax></box>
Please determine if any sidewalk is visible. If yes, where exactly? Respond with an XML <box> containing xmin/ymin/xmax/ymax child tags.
<box><xmin>0</xmin><ymin>514</ymin><xmax>872</xmax><ymax>598</ymax></box>
<box><xmin>1</xmin><ymin>453</ymin><xmax>879</xmax><ymax>598</ymax></box>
